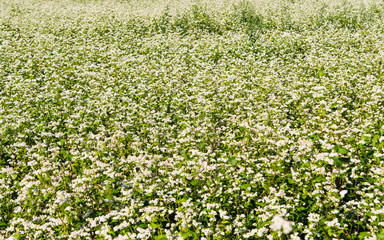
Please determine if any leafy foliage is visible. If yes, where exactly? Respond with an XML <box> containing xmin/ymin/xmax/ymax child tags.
<box><xmin>1</xmin><ymin>0</ymin><xmax>384</xmax><ymax>239</ymax></box>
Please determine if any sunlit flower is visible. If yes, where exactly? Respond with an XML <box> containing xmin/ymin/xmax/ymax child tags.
<box><xmin>270</xmin><ymin>215</ymin><xmax>293</xmax><ymax>234</ymax></box>
<box><xmin>1</xmin><ymin>0</ymin><xmax>384</xmax><ymax>238</ymax></box>
<box><xmin>340</xmin><ymin>190</ymin><xmax>348</xmax><ymax>198</ymax></box>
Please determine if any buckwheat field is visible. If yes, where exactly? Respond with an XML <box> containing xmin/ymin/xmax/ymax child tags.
<box><xmin>1</xmin><ymin>0</ymin><xmax>384</xmax><ymax>239</ymax></box>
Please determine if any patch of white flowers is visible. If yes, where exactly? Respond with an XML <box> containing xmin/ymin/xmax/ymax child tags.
<box><xmin>270</xmin><ymin>215</ymin><xmax>292</xmax><ymax>234</ymax></box>
<box><xmin>1</xmin><ymin>0</ymin><xmax>384</xmax><ymax>239</ymax></box>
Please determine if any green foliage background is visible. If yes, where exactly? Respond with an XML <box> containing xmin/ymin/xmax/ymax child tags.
<box><xmin>1</xmin><ymin>0</ymin><xmax>384</xmax><ymax>239</ymax></box>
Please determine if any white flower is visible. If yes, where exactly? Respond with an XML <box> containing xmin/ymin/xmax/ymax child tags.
<box><xmin>340</xmin><ymin>190</ymin><xmax>348</xmax><ymax>198</ymax></box>
<box><xmin>291</xmin><ymin>232</ymin><xmax>301</xmax><ymax>240</ymax></box>
<box><xmin>13</xmin><ymin>206</ymin><xmax>22</xmax><ymax>213</ymax></box>
<box><xmin>308</xmin><ymin>213</ymin><xmax>320</xmax><ymax>223</ymax></box>
<box><xmin>270</xmin><ymin>215</ymin><xmax>293</xmax><ymax>234</ymax></box>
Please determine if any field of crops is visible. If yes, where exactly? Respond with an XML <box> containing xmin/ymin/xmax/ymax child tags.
<box><xmin>1</xmin><ymin>0</ymin><xmax>384</xmax><ymax>239</ymax></box>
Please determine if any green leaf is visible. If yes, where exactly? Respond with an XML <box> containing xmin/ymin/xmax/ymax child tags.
<box><xmin>311</xmin><ymin>134</ymin><xmax>320</xmax><ymax>141</ymax></box>
<box><xmin>177</xmin><ymin>198</ymin><xmax>188</xmax><ymax>203</ymax></box>
<box><xmin>139</xmin><ymin>223</ymin><xmax>148</xmax><ymax>228</ymax></box>
<box><xmin>314</xmin><ymin>176</ymin><xmax>325</xmax><ymax>182</ymax></box>
<box><xmin>13</xmin><ymin>234</ymin><xmax>22</xmax><ymax>240</ymax></box>
<box><xmin>377</xmin><ymin>232</ymin><xmax>384</xmax><ymax>240</ymax></box>
<box><xmin>150</xmin><ymin>222</ymin><xmax>161</xmax><ymax>228</ymax></box>
<box><xmin>359</xmin><ymin>232</ymin><xmax>371</xmax><ymax>239</ymax></box>
<box><xmin>373</xmin><ymin>134</ymin><xmax>380</xmax><ymax>147</ymax></box>
<box><xmin>154</xmin><ymin>235</ymin><xmax>168</xmax><ymax>240</ymax></box>
<box><xmin>337</xmin><ymin>147</ymin><xmax>348</xmax><ymax>155</ymax></box>
<box><xmin>296</xmin><ymin>206</ymin><xmax>306</xmax><ymax>211</ymax></box>
<box><xmin>288</xmin><ymin>178</ymin><xmax>296</xmax><ymax>184</ymax></box>
<box><xmin>108</xmin><ymin>230</ymin><xmax>116</xmax><ymax>237</ymax></box>
<box><xmin>228</xmin><ymin>155</ymin><xmax>237</xmax><ymax>165</ymax></box>
<box><xmin>0</xmin><ymin>221</ymin><xmax>8</xmax><ymax>227</ymax></box>
<box><xmin>301</xmin><ymin>162</ymin><xmax>310</xmax><ymax>168</ymax></box>
<box><xmin>181</xmin><ymin>231</ymin><xmax>196</xmax><ymax>239</ymax></box>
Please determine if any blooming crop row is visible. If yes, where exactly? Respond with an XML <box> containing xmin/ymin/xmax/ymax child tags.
<box><xmin>1</xmin><ymin>0</ymin><xmax>384</xmax><ymax>239</ymax></box>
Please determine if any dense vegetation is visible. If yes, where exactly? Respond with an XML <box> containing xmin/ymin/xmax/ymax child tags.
<box><xmin>1</xmin><ymin>0</ymin><xmax>384</xmax><ymax>239</ymax></box>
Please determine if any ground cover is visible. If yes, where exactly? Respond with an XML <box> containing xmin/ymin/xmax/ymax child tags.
<box><xmin>1</xmin><ymin>0</ymin><xmax>384</xmax><ymax>239</ymax></box>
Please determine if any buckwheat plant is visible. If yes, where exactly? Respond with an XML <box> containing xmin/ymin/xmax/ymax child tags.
<box><xmin>1</xmin><ymin>0</ymin><xmax>384</xmax><ymax>239</ymax></box>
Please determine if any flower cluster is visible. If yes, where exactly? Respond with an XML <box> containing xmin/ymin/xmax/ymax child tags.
<box><xmin>1</xmin><ymin>0</ymin><xmax>384</xmax><ymax>239</ymax></box>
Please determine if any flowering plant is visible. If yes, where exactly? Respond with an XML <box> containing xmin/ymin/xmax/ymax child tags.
<box><xmin>1</xmin><ymin>0</ymin><xmax>384</xmax><ymax>239</ymax></box>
